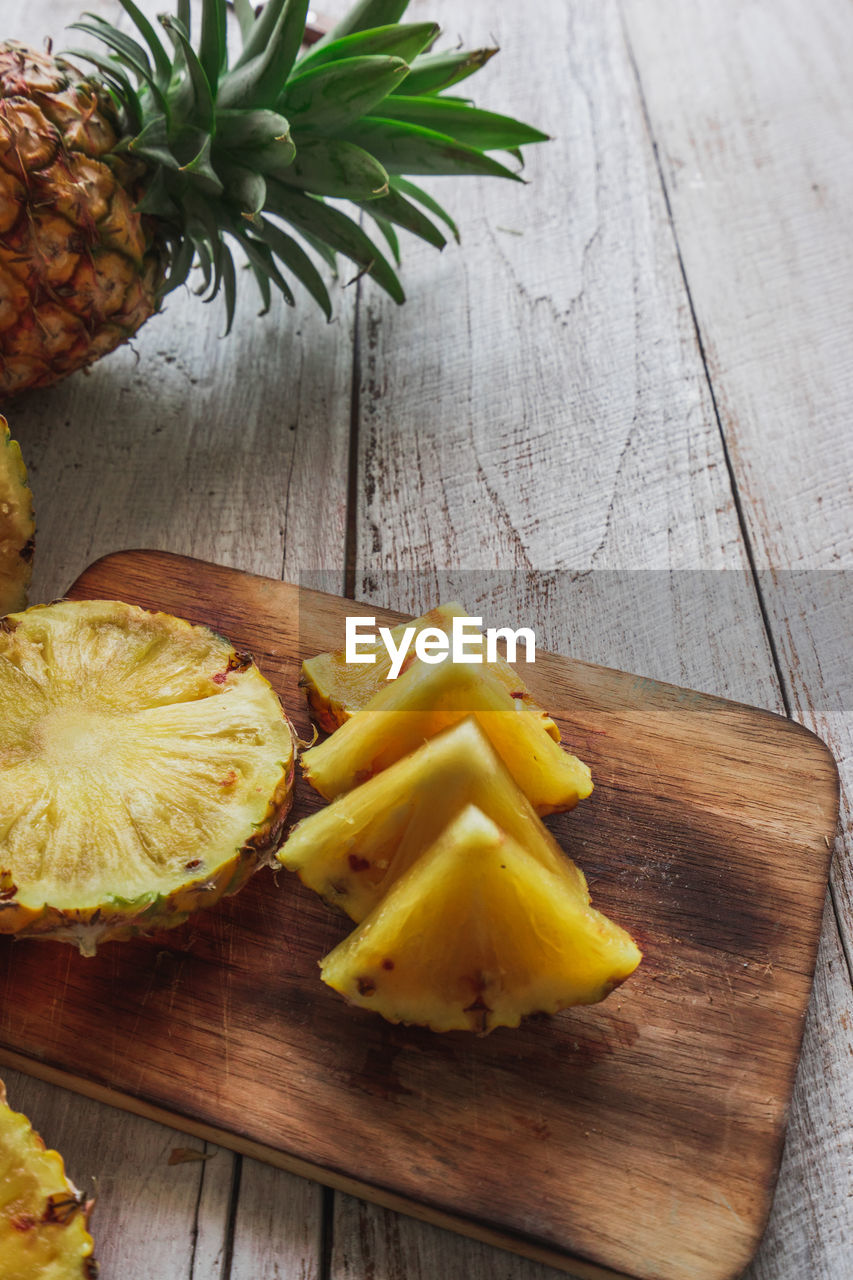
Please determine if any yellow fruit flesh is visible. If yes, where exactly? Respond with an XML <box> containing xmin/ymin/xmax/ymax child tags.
<box><xmin>0</xmin><ymin>1080</ymin><xmax>96</xmax><ymax>1278</ymax></box>
<box><xmin>0</xmin><ymin>417</ymin><xmax>34</xmax><ymax>615</ymax></box>
<box><xmin>301</xmin><ymin>601</ymin><xmax>561</xmax><ymax>740</ymax></box>
<box><xmin>301</xmin><ymin>655</ymin><xmax>591</xmax><ymax>814</ymax></box>
<box><xmin>321</xmin><ymin>806</ymin><xmax>642</xmax><ymax>1033</ymax></box>
<box><xmin>0</xmin><ymin>599</ymin><xmax>295</xmax><ymax>952</ymax></box>
<box><xmin>282</xmin><ymin>718</ymin><xmax>587</xmax><ymax>921</ymax></box>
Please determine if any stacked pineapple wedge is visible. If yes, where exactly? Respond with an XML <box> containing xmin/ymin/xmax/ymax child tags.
<box><xmin>280</xmin><ymin>606</ymin><xmax>641</xmax><ymax>1033</ymax></box>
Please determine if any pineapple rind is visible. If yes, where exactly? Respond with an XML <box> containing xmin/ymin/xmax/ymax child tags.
<box><xmin>320</xmin><ymin>806</ymin><xmax>642</xmax><ymax>1034</ymax></box>
<box><xmin>281</xmin><ymin>718</ymin><xmax>588</xmax><ymax>922</ymax></box>
<box><xmin>0</xmin><ymin>1078</ymin><xmax>96</xmax><ymax>1277</ymax></box>
<box><xmin>0</xmin><ymin>416</ymin><xmax>35</xmax><ymax>616</ymax></box>
<box><xmin>0</xmin><ymin>46</ymin><xmax>158</xmax><ymax>395</ymax></box>
<box><xmin>301</xmin><ymin>655</ymin><xmax>592</xmax><ymax>813</ymax></box>
<box><xmin>0</xmin><ymin>599</ymin><xmax>295</xmax><ymax>952</ymax></box>
<box><xmin>301</xmin><ymin>602</ymin><xmax>561</xmax><ymax>741</ymax></box>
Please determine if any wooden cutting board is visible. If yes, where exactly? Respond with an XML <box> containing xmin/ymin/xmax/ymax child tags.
<box><xmin>0</xmin><ymin>551</ymin><xmax>839</xmax><ymax>1280</ymax></box>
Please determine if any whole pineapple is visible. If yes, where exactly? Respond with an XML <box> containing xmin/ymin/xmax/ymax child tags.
<box><xmin>0</xmin><ymin>0</ymin><xmax>546</xmax><ymax>396</ymax></box>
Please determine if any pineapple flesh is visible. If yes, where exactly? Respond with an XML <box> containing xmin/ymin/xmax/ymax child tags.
<box><xmin>281</xmin><ymin>717</ymin><xmax>588</xmax><ymax>922</ymax></box>
<box><xmin>0</xmin><ymin>1078</ymin><xmax>96</xmax><ymax>1278</ymax></box>
<box><xmin>301</xmin><ymin>654</ymin><xmax>592</xmax><ymax>813</ymax></box>
<box><xmin>0</xmin><ymin>599</ymin><xmax>295</xmax><ymax>953</ymax></box>
<box><xmin>0</xmin><ymin>416</ymin><xmax>34</xmax><ymax>616</ymax></box>
<box><xmin>301</xmin><ymin>602</ymin><xmax>561</xmax><ymax>741</ymax></box>
<box><xmin>320</xmin><ymin>805</ymin><xmax>642</xmax><ymax>1034</ymax></box>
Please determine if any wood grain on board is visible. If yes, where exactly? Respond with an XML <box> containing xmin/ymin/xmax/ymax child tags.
<box><xmin>0</xmin><ymin>549</ymin><xmax>838</xmax><ymax>1280</ymax></box>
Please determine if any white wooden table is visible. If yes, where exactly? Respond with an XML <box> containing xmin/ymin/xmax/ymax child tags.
<box><xmin>4</xmin><ymin>1</ymin><xmax>851</xmax><ymax>1277</ymax></box>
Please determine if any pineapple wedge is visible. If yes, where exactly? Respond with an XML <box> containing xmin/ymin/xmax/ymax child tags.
<box><xmin>301</xmin><ymin>602</ymin><xmax>560</xmax><ymax>741</ymax></box>
<box><xmin>321</xmin><ymin>805</ymin><xmax>642</xmax><ymax>1034</ymax></box>
<box><xmin>0</xmin><ymin>417</ymin><xmax>35</xmax><ymax>616</ymax></box>
<box><xmin>0</xmin><ymin>1078</ymin><xmax>96</xmax><ymax>1277</ymax></box>
<box><xmin>0</xmin><ymin>599</ymin><xmax>295</xmax><ymax>953</ymax></box>
<box><xmin>301</xmin><ymin>655</ymin><xmax>591</xmax><ymax>813</ymax></box>
<box><xmin>281</xmin><ymin>718</ymin><xmax>588</xmax><ymax>922</ymax></box>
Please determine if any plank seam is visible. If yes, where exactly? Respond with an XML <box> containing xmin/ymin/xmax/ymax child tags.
<box><xmin>618</xmin><ymin>8</ymin><xmax>790</xmax><ymax>717</ymax></box>
<box><xmin>319</xmin><ymin>1184</ymin><xmax>335</xmax><ymax>1280</ymax></box>
<box><xmin>344</xmin><ymin>277</ymin><xmax>363</xmax><ymax>600</ymax></box>
<box><xmin>221</xmin><ymin>1153</ymin><xmax>243</xmax><ymax>1280</ymax></box>
<box><xmin>618</xmin><ymin>6</ymin><xmax>853</xmax><ymax>997</ymax></box>
<box><xmin>186</xmin><ymin>1141</ymin><xmax>210</xmax><ymax>1280</ymax></box>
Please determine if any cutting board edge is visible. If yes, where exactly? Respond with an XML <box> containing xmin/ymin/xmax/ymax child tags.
<box><xmin>66</xmin><ymin>548</ymin><xmax>843</xmax><ymax>797</ymax></box>
<box><xmin>44</xmin><ymin>546</ymin><xmax>833</xmax><ymax>1280</ymax></box>
<box><xmin>0</xmin><ymin>1043</ymin><xmax>655</xmax><ymax>1280</ymax></box>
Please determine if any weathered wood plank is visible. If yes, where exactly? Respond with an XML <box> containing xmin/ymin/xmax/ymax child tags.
<box><xmin>192</xmin><ymin>1147</ymin><xmax>324</xmax><ymax>1280</ymax></box>
<box><xmin>337</xmin><ymin>1</ymin><xmax>851</xmax><ymax>1279</ymax></box>
<box><xmin>620</xmin><ymin>2</ymin><xmax>853</xmax><ymax>1274</ymax></box>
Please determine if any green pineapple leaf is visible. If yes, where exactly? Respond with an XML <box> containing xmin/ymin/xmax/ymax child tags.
<box><xmin>116</xmin><ymin>0</ymin><xmax>172</xmax><ymax>86</ymax></box>
<box><xmin>369</xmin><ymin>213</ymin><xmax>401</xmax><ymax>264</ymax></box>
<box><xmin>220</xmin><ymin>0</ymin><xmax>310</xmax><ymax>109</ymax></box>
<box><xmin>390</xmin><ymin>176</ymin><xmax>459</xmax><ymax>241</ymax></box>
<box><xmin>295</xmin><ymin>24</ymin><xmax>439</xmax><ymax>74</ymax></box>
<box><xmin>282</xmin><ymin>138</ymin><xmax>390</xmax><ymax>199</ymax></box>
<box><xmin>373</xmin><ymin>97</ymin><xmax>550</xmax><ymax>150</ymax></box>
<box><xmin>340</xmin><ymin>118</ymin><xmax>525</xmax><ymax>180</ymax></box>
<box><xmin>393</xmin><ymin>47</ymin><xmax>498</xmax><ymax>96</ymax></box>
<box><xmin>198</xmin><ymin>0</ymin><xmax>227</xmax><ymax>91</ymax></box>
<box><xmin>63</xmin><ymin>0</ymin><xmax>545</xmax><ymax>337</ymax></box>
<box><xmin>258</xmin><ymin>219</ymin><xmax>333</xmax><ymax>318</ymax></box>
<box><xmin>280</xmin><ymin>56</ymin><xmax>409</xmax><ymax>132</ymax></box>
<box><xmin>160</xmin><ymin>16</ymin><xmax>215</xmax><ymax>131</ymax></box>
<box><xmin>319</xmin><ymin>0</ymin><xmax>412</xmax><ymax>45</ymax></box>
<box><xmin>355</xmin><ymin>184</ymin><xmax>446</xmax><ymax>250</ymax></box>
<box><xmin>265</xmin><ymin>183</ymin><xmax>405</xmax><ymax>302</ymax></box>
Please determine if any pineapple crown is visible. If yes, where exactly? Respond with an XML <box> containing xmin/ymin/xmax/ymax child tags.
<box><xmin>66</xmin><ymin>0</ymin><xmax>548</xmax><ymax>329</ymax></box>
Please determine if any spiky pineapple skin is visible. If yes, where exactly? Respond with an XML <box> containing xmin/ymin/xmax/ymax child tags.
<box><xmin>0</xmin><ymin>43</ymin><xmax>163</xmax><ymax>395</ymax></box>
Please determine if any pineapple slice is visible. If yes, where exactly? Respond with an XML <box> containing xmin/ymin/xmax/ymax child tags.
<box><xmin>301</xmin><ymin>602</ymin><xmax>560</xmax><ymax>741</ymax></box>
<box><xmin>0</xmin><ymin>599</ymin><xmax>295</xmax><ymax>954</ymax></box>
<box><xmin>281</xmin><ymin>718</ymin><xmax>588</xmax><ymax>922</ymax></box>
<box><xmin>0</xmin><ymin>417</ymin><xmax>35</xmax><ymax>616</ymax></box>
<box><xmin>0</xmin><ymin>1078</ymin><xmax>96</xmax><ymax>1277</ymax></box>
<box><xmin>301</xmin><ymin>655</ymin><xmax>591</xmax><ymax>813</ymax></box>
<box><xmin>321</xmin><ymin>806</ymin><xmax>642</xmax><ymax>1034</ymax></box>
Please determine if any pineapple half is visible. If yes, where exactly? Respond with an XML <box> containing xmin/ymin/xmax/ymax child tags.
<box><xmin>301</xmin><ymin>653</ymin><xmax>592</xmax><ymax>813</ymax></box>
<box><xmin>281</xmin><ymin>717</ymin><xmax>588</xmax><ymax>921</ymax></box>
<box><xmin>301</xmin><ymin>602</ymin><xmax>560</xmax><ymax>741</ymax></box>
<box><xmin>321</xmin><ymin>805</ymin><xmax>642</xmax><ymax>1034</ymax></box>
<box><xmin>0</xmin><ymin>416</ymin><xmax>35</xmax><ymax>616</ymax></box>
<box><xmin>0</xmin><ymin>599</ymin><xmax>295</xmax><ymax>954</ymax></box>
<box><xmin>0</xmin><ymin>1078</ymin><xmax>96</xmax><ymax>1278</ymax></box>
